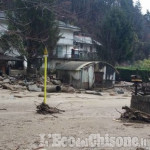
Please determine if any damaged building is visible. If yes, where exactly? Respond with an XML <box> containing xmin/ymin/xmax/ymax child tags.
<box><xmin>56</xmin><ymin>61</ymin><xmax>95</xmax><ymax>89</ymax></box>
<box><xmin>56</xmin><ymin>61</ymin><xmax>117</xmax><ymax>89</ymax></box>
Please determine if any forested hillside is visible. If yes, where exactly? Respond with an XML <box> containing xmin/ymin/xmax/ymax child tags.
<box><xmin>55</xmin><ymin>0</ymin><xmax>150</xmax><ymax>65</ymax></box>
<box><xmin>1</xmin><ymin>0</ymin><xmax>150</xmax><ymax>65</ymax></box>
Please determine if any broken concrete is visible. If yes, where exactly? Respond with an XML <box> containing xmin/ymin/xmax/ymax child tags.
<box><xmin>27</xmin><ymin>84</ymin><xmax>42</xmax><ymax>92</ymax></box>
<box><xmin>3</xmin><ymin>78</ymin><xmax>10</xmax><ymax>83</ymax></box>
<box><xmin>85</xmin><ymin>90</ymin><xmax>102</xmax><ymax>96</ymax></box>
<box><xmin>61</xmin><ymin>86</ymin><xmax>76</xmax><ymax>93</ymax></box>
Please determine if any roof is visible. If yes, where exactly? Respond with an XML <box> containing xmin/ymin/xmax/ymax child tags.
<box><xmin>94</xmin><ymin>61</ymin><xmax>118</xmax><ymax>73</ymax></box>
<box><xmin>58</xmin><ymin>21</ymin><xmax>80</xmax><ymax>32</ymax></box>
<box><xmin>0</xmin><ymin>54</ymin><xmax>22</xmax><ymax>61</ymax></box>
<box><xmin>56</xmin><ymin>61</ymin><xmax>93</xmax><ymax>71</ymax></box>
<box><xmin>74</xmin><ymin>35</ymin><xmax>93</xmax><ymax>44</ymax></box>
<box><xmin>74</xmin><ymin>35</ymin><xmax>102</xmax><ymax>46</ymax></box>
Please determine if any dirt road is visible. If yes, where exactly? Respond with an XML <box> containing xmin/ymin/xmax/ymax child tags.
<box><xmin>0</xmin><ymin>89</ymin><xmax>150</xmax><ymax>150</ymax></box>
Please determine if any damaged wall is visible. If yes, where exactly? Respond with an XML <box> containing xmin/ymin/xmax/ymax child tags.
<box><xmin>56</xmin><ymin>62</ymin><xmax>95</xmax><ymax>89</ymax></box>
<box><xmin>94</xmin><ymin>62</ymin><xmax>116</xmax><ymax>88</ymax></box>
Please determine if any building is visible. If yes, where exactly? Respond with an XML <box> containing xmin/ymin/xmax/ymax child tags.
<box><xmin>52</xmin><ymin>21</ymin><xmax>80</xmax><ymax>59</ymax></box>
<box><xmin>0</xmin><ymin>48</ymin><xmax>22</xmax><ymax>75</ymax></box>
<box><xmin>56</xmin><ymin>61</ymin><xmax>95</xmax><ymax>89</ymax></box>
<box><xmin>73</xmin><ymin>35</ymin><xmax>102</xmax><ymax>60</ymax></box>
<box><xmin>94</xmin><ymin>62</ymin><xmax>117</xmax><ymax>88</ymax></box>
<box><xmin>56</xmin><ymin>61</ymin><xmax>117</xmax><ymax>89</ymax></box>
<box><xmin>48</xmin><ymin>22</ymin><xmax>101</xmax><ymax>71</ymax></box>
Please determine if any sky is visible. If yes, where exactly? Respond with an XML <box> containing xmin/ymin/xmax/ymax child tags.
<box><xmin>133</xmin><ymin>0</ymin><xmax>150</xmax><ymax>14</ymax></box>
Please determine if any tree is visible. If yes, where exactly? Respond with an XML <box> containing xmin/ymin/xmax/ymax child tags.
<box><xmin>4</xmin><ymin>0</ymin><xmax>59</xmax><ymax>72</ymax></box>
<box><xmin>100</xmin><ymin>7</ymin><xmax>136</xmax><ymax>64</ymax></box>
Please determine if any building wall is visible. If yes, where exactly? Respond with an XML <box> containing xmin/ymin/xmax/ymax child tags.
<box><xmin>57</xmin><ymin>70</ymin><xmax>81</xmax><ymax>88</ymax></box>
<box><xmin>56</xmin><ymin>65</ymin><xmax>95</xmax><ymax>89</ymax></box>
<box><xmin>58</xmin><ymin>29</ymin><xmax>74</xmax><ymax>45</ymax></box>
<box><xmin>53</xmin><ymin>29</ymin><xmax>74</xmax><ymax>59</ymax></box>
<box><xmin>81</xmin><ymin>65</ymin><xmax>95</xmax><ymax>89</ymax></box>
<box><xmin>46</xmin><ymin>59</ymin><xmax>70</xmax><ymax>71</ymax></box>
<box><xmin>54</xmin><ymin>45</ymin><xmax>73</xmax><ymax>58</ymax></box>
<box><xmin>94</xmin><ymin>63</ymin><xmax>116</xmax><ymax>88</ymax></box>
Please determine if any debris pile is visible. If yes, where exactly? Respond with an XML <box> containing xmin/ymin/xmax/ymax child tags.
<box><xmin>140</xmin><ymin>83</ymin><xmax>150</xmax><ymax>95</ymax></box>
<box><xmin>120</xmin><ymin>106</ymin><xmax>150</xmax><ymax>123</ymax></box>
<box><xmin>0</xmin><ymin>75</ymin><xmax>76</xmax><ymax>93</ymax></box>
<box><xmin>115</xmin><ymin>81</ymin><xmax>134</xmax><ymax>92</ymax></box>
<box><xmin>36</xmin><ymin>102</ymin><xmax>65</xmax><ymax>115</ymax></box>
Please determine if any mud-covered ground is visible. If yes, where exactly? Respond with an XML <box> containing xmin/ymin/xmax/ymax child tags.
<box><xmin>0</xmin><ymin>89</ymin><xmax>150</xmax><ymax>150</ymax></box>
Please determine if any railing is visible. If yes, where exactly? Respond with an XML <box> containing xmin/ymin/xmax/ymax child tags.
<box><xmin>49</xmin><ymin>54</ymin><xmax>98</xmax><ymax>61</ymax></box>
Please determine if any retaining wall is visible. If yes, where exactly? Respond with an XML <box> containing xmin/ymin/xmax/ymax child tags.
<box><xmin>131</xmin><ymin>95</ymin><xmax>150</xmax><ymax>114</ymax></box>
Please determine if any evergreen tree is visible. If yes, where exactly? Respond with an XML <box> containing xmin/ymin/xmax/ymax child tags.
<box><xmin>100</xmin><ymin>7</ymin><xmax>136</xmax><ymax>64</ymax></box>
<box><xmin>5</xmin><ymin>0</ymin><xmax>59</xmax><ymax>71</ymax></box>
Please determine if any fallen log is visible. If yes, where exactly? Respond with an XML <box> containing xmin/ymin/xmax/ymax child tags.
<box><xmin>120</xmin><ymin>106</ymin><xmax>150</xmax><ymax>123</ymax></box>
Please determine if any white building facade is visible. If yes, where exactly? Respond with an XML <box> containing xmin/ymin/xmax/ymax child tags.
<box><xmin>52</xmin><ymin>21</ymin><xmax>80</xmax><ymax>59</ymax></box>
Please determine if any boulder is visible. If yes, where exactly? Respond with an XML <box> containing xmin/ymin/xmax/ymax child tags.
<box><xmin>0</xmin><ymin>76</ymin><xmax>4</xmax><ymax>81</ymax></box>
<box><xmin>61</xmin><ymin>86</ymin><xmax>75</xmax><ymax>93</ymax></box>
<box><xmin>28</xmin><ymin>84</ymin><xmax>42</xmax><ymax>92</ymax></box>
<box><xmin>51</xmin><ymin>79</ymin><xmax>62</xmax><ymax>85</ymax></box>
<box><xmin>3</xmin><ymin>79</ymin><xmax>10</xmax><ymax>83</ymax></box>
<box><xmin>2</xmin><ymin>84</ymin><xmax>14</xmax><ymax>90</ymax></box>
<box><xmin>115</xmin><ymin>88</ymin><xmax>124</xmax><ymax>94</ymax></box>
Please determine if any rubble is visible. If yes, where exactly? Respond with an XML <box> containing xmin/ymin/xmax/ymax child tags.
<box><xmin>119</xmin><ymin>106</ymin><xmax>150</xmax><ymax>123</ymax></box>
<box><xmin>0</xmin><ymin>76</ymin><xmax>3</xmax><ymax>81</ymax></box>
<box><xmin>136</xmin><ymin>148</ymin><xmax>146</xmax><ymax>150</ymax></box>
<box><xmin>51</xmin><ymin>79</ymin><xmax>62</xmax><ymax>85</ymax></box>
<box><xmin>2</xmin><ymin>84</ymin><xmax>14</xmax><ymax>90</ymax></box>
<box><xmin>85</xmin><ymin>90</ymin><xmax>102</xmax><ymax>96</ymax></box>
<box><xmin>3</xmin><ymin>78</ymin><xmax>10</xmax><ymax>83</ymax></box>
<box><xmin>0</xmin><ymin>75</ymin><xmax>111</xmax><ymax>96</ymax></box>
<box><xmin>27</xmin><ymin>84</ymin><xmax>42</xmax><ymax>92</ymax></box>
<box><xmin>36</xmin><ymin>102</ymin><xmax>65</xmax><ymax>115</ymax></box>
<box><xmin>115</xmin><ymin>88</ymin><xmax>124</xmax><ymax>94</ymax></box>
<box><xmin>61</xmin><ymin>85</ymin><xmax>76</xmax><ymax>93</ymax></box>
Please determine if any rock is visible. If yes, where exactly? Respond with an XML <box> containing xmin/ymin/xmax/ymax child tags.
<box><xmin>85</xmin><ymin>90</ymin><xmax>102</xmax><ymax>96</ymax></box>
<box><xmin>3</xmin><ymin>78</ymin><xmax>10</xmax><ymax>83</ymax></box>
<box><xmin>13</xmin><ymin>85</ymin><xmax>27</xmax><ymax>90</ymax></box>
<box><xmin>61</xmin><ymin>86</ymin><xmax>75</xmax><ymax>93</ymax></box>
<box><xmin>18</xmin><ymin>80</ymin><xmax>26</xmax><ymax>86</ymax></box>
<box><xmin>0</xmin><ymin>81</ymin><xmax>3</xmax><ymax>85</ymax></box>
<box><xmin>115</xmin><ymin>88</ymin><xmax>124</xmax><ymax>94</ymax></box>
<box><xmin>28</xmin><ymin>84</ymin><xmax>42</xmax><ymax>92</ymax></box>
<box><xmin>14</xmin><ymin>95</ymin><xmax>23</xmax><ymax>98</ymax></box>
<box><xmin>51</xmin><ymin>79</ymin><xmax>62</xmax><ymax>85</ymax></box>
<box><xmin>136</xmin><ymin>148</ymin><xmax>145</xmax><ymax>150</ymax></box>
<box><xmin>2</xmin><ymin>84</ymin><xmax>13</xmax><ymax>90</ymax></box>
<box><xmin>0</xmin><ymin>76</ymin><xmax>4</xmax><ymax>81</ymax></box>
<box><xmin>26</xmin><ymin>82</ymin><xmax>35</xmax><ymax>86</ymax></box>
<box><xmin>67</xmin><ymin>87</ymin><xmax>76</xmax><ymax>93</ymax></box>
<box><xmin>8</xmin><ymin>77</ymin><xmax>16</xmax><ymax>81</ymax></box>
